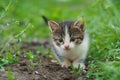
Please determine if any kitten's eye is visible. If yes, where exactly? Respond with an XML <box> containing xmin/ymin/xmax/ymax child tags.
<box><xmin>59</xmin><ymin>39</ymin><xmax>63</xmax><ymax>42</ymax></box>
<box><xmin>70</xmin><ymin>38</ymin><xmax>75</xmax><ymax>42</ymax></box>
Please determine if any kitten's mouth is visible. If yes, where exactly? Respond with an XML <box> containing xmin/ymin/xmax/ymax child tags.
<box><xmin>65</xmin><ymin>49</ymin><xmax>70</xmax><ymax>51</ymax></box>
<box><xmin>64</xmin><ymin>47</ymin><xmax>70</xmax><ymax>50</ymax></box>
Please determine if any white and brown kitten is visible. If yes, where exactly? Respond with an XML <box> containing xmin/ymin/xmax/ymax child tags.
<box><xmin>48</xmin><ymin>18</ymin><xmax>89</xmax><ymax>69</ymax></box>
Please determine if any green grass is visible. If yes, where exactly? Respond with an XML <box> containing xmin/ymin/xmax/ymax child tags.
<box><xmin>0</xmin><ymin>0</ymin><xmax>120</xmax><ymax>80</ymax></box>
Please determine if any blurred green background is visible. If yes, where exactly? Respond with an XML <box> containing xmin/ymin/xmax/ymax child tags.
<box><xmin>0</xmin><ymin>0</ymin><xmax>120</xmax><ymax>80</ymax></box>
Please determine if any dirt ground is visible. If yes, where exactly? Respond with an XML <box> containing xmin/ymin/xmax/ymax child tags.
<box><xmin>0</xmin><ymin>40</ymin><xmax>93</xmax><ymax>80</ymax></box>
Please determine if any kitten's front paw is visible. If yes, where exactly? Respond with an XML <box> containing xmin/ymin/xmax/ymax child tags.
<box><xmin>61</xmin><ymin>60</ymin><xmax>71</xmax><ymax>68</ymax></box>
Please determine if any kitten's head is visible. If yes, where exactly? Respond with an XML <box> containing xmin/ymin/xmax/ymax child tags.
<box><xmin>48</xmin><ymin>19</ymin><xmax>85</xmax><ymax>50</ymax></box>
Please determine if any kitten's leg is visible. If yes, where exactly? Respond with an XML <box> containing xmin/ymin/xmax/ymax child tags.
<box><xmin>73</xmin><ymin>59</ymin><xmax>85</xmax><ymax>69</ymax></box>
<box><xmin>54</xmin><ymin>52</ymin><xmax>71</xmax><ymax>68</ymax></box>
<box><xmin>61</xmin><ymin>58</ymin><xmax>71</xmax><ymax>68</ymax></box>
<box><xmin>52</xmin><ymin>47</ymin><xmax>71</xmax><ymax>68</ymax></box>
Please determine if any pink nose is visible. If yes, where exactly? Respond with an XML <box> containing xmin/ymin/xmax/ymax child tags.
<box><xmin>64</xmin><ymin>45</ymin><xmax>70</xmax><ymax>50</ymax></box>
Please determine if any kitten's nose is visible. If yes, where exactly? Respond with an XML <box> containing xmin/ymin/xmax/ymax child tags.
<box><xmin>64</xmin><ymin>45</ymin><xmax>70</xmax><ymax>50</ymax></box>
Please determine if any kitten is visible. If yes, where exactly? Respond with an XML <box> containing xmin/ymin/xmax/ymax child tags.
<box><xmin>47</xmin><ymin>18</ymin><xmax>89</xmax><ymax>69</ymax></box>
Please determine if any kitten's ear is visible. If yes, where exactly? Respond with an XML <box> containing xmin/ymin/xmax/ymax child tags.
<box><xmin>48</xmin><ymin>20</ymin><xmax>59</xmax><ymax>32</ymax></box>
<box><xmin>74</xmin><ymin>17</ymin><xmax>85</xmax><ymax>30</ymax></box>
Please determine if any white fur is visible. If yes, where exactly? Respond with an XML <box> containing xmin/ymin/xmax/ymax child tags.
<box><xmin>52</xmin><ymin>26</ymin><xmax>89</xmax><ymax>69</ymax></box>
<box><xmin>64</xmin><ymin>25</ymin><xmax>70</xmax><ymax>47</ymax></box>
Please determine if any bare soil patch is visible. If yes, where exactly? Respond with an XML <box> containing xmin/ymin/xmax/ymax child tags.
<box><xmin>0</xmin><ymin>41</ymin><xmax>93</xmax><ymax>80</ymax></box>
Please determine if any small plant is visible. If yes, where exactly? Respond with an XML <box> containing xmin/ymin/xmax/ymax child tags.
<box><xmin>0</xmin><ymin>48</ymin><xmax>19</xmax><ymax>69</ymax></box>
<box><xmin>5</xmin><ymin>49</ymin><xmax>19</xmax><ymax>64</ymax></box>
<box><xmin>0</xmin><ymin>58</ymin><xmax>8</xmax><ymax>69</ymax></box>
<box><xmin>39</xmin><ymin>60</ymin><xmax>43</xmax><ymax>65</ymax></box>
<box><xmin>7</xmin><ymin>69</ymin><xmax>14</xmax><ymax>80</ymax></box>
<box><xmin>29</xmin><ymin>59</ymin><xmax>35</xmax><ymax>69</ymax></box>
<box><xmin>25</xmin><ymin>51</ymin><xmax>36</xmax><ymax>69</ymax></box>
<box><xmin>25</xmin><ymin>51</ymin><xmax>36</xmax><ymax>60</ymax></box>
<box><xmin>70</xmin><ymin>64</ymin><xmax>82</xmax><ymax>77</ymax></box>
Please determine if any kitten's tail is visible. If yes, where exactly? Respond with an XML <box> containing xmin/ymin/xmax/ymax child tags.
<box><xmin>41</xmin><ymin>16</ymin><xmax>49</xmax><ymax>25</ymax></box>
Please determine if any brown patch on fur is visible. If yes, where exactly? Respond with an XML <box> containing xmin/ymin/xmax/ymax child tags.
<box><xmin>56</xmin><ymin>41</ymin><xmax>61</xmax><ymax>46</ymax></box>
<box><xmin>75</xmin><ymin>39</ymin><xmax>82</xmax><ymax>44</ymax></box>
<box><xmin>69</xmin><ymin>26</ymin><xmax>84</xmax><ymax>44</ymax></box>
